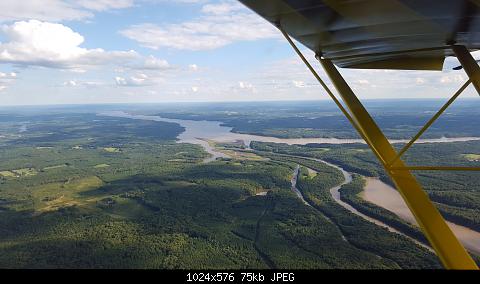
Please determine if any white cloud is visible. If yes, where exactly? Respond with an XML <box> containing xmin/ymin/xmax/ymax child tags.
<box><xmin>191</xmin><ymin>86</ymin><xmax>199</xmax><ymax>92</ymax></box>
<box><xmin>146</xmin><ymin>0</ymin><xmax>209</xmax><ymax>5</ymax></box>
<box><xmin>238</xmin><ymin>81</ymin><xmax>252</xmax><ymax>89</ymax></box>
<box><xmin>115</xmin><ymin>76</ymin><xmax>127</xmax><ymax>85</ymax></box>
<box><xmin>440</xmin><ymin>74</ymin><xmax>465</xmax><ymax>84</ymax></box>
<box><xmin>416</xmin><ymin>77</ymin><xmax>426</xmax><ymax>84</ymax></box>
<box><xmin>200</xmin><ymin>2</ymin><xmax>244</xmax><ymax>15</ymax></box>
<box><xmin>0</xmin><ymin>0</ymin><xmax>138</xmax><ymax>23</ymax></box>
<box><xmin>63</xmin><ymin>80</ymin><xmax>107</xmax><ymax>88</ymax></box>
<box><xmin>63</xmin><ymin>80</ymin><xmax>77</xmax><ymax>87</ymax></box>
<box><xmin>76</xmin><ymin>0</ymin><xmax>134</xmax><ymax>11</ymax></box>
<box><xmin>0</xmin><ymin>20</ymin><xmax>171</xmax><ymax>72</ymax></box>
<box><xmin>120</xmin><ymin>2</ymin><xmax>278</xmax><ymax>50</ymax></box>
<box><xmin>189</xmin><ymin>64</ymin><xmax>199</xmax><ymax>71</ymax></box>
<box><xmin>141</xmin><ymin>55</ymin><xmax>170</xmax><ymax>70</ymax></box>
<box><xmin>292</xmin><ymin>80</ymin><xmax>305</xmax><ymax>88</ymax></box>
<box><xmin>0</xmin><ymin>71</ymin><xmax>18</xmax><ymax>91</ymax></box>
<box><xmin>0</xmin><ymin>72</ymin><xmax>17</xmax><ymax>78</ymax></box>
<box><xmin>237</xmin><ymin>81</ymin><xmax>257</xmax><ymax>93</ymax></box>
<box><xmin>115</xmin><ymin>73</ymin><xmax>153</xmax><ymax>87</ymax></box>
<box><xmin>0</xmin><ymin>0</ymin><xmax>91</xmax><ymax>23</ymax></box>
<box><xmin>356</xmin><ymin>79</ymin><xmax>369</xmax><ymax>85</ymax></box>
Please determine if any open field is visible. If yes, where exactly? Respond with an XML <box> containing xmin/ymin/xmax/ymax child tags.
<box><xmin>104</xmin><ymin>147</ymin><xmax>121</xmax><ymax>153</ymax></box>
<box><xmin>0</xmin><ymin>168</ymin><xmax>38</xmax><ymax>178</ymax></box>
<box><xmin>462</xmin><ymin>154</ymin><xmax>480</xmax><ymax>161</ymax></box>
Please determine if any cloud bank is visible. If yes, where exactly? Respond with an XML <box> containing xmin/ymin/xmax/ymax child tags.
<box><xmin>120</xmin><ymin>1</ymin><xmax>279</xmax><ymax>50</ymax></box>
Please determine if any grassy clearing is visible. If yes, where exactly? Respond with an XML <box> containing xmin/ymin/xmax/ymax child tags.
<box><xmin>219</xmin><ymin>149</ymin><xmax>266</xmax><ymax>161</ymax></box>
<box><xmin>0</xmin><ymin>171</ymin><xmax>16</xmax><ymax>177</ymax></box>
<box><xmin>103</xmin><ymin>147</ymin><xmax>121</xmax><ymax>153</ymax></box>
<box><xmin>44</xmin><ymin>164</ymin><xmax>68</xmax><ymax>170</ymax></box>
<box><xmin>1</xmin><ymin>168</ymin><xmax>38</xmax><ymax>178</ymax></box>
<box><xmin>210</xmin><ymin>140</ymin><xmax>265</xmax><ymax>161</ymax></box>
<box><xmin>462</xmin><ymin>154</ymin><xmax>480</xmax><ymax>161</ymax></box>
<box><xmin>306</xmin><ymin>167</ymin><xmax>317</xmax><ymax>178</ymax></box>
<box><xmin>33</xmin><ymin>176</ymin><xmax>104</xmax><ymax>213</ymax></box>
<box><xmin>12</xmin><ymin>168</ymin><xmax>38</xmax><ymax>177</ymax></box>
<box><xmin>94</xmin><ymin>164</ymin><xmax>110</xmax><ymax>168</ymax></box>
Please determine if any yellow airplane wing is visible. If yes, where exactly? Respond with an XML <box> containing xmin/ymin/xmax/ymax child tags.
<box><xmin>239</xmin><ymin>0</ymin><xmax>480</xmax><ymax>70</ymax></box>
<box><xmin>239</xmin><ymin>0</ymin><xmax>480</xmax><ymax>269</ymax></box>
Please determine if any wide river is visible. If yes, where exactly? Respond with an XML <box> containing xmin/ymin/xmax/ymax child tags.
<box><xmin>101</xmin><ymin>111</ymin><xmax>480</xmax><ymax>256</ymax></box>
<box><xmin>101</xmin><ymin>111</ymin><xmax>480</xmax><ymax>152</ymax></box>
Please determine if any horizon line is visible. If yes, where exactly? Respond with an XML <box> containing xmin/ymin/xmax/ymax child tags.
<box><xmin>0</xmin><ymin>97</ymin><xmax>478</xmax><ymax>108</ymax></box>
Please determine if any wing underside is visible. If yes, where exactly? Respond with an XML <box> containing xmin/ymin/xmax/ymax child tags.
<box><xmin>239</xmin><ymin>0</ymin><xmax>480</xmax><ymax>70</ymax></box>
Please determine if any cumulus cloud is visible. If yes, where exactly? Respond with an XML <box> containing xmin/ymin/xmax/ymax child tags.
<box><xmin>115</xmin><ymin>73</ymin><xmax>153</xmax><ymax>87</ymax></box>
<box><xmin>141</xmin><ymin>55</ymin><xmax>170</xmax><ymax>70</ymax></box>
<box><xmin>0</xmin><ymin>71</ymin><xmax>17</xmax><ymax>91</ymax></box>
<box><xmin>0</xmin><ymin>72</ymin><xmax>17</xmax><ymax>78</ymax></box>
<box><xmin>189</xmin><ymin>64</ymin><xmax>199</xmax><ymax>71</ymax></box>
<box><xmin>0</xmin><ymin>0</ymin><xmax>138</xmax><ymax>23</ymax></box>
<box><xmin>292</xmin><ymin>80</ymin><xmax>305</xmax><ymax>88</ymax></box>
<box><xmin>416</xmin><ymin>77</ymin><xmax>426</xmax><ymax>84</ymax></box>
<box><xmin>63</xmin><ymin>80</ymin><xmax>77</xmax><ymax>87</ymax></box>
<box><xmin>238</xmin><ymin>81</ymin><xmax>252</xmax><ymax>89</ymax></box>
<box><xmin>62</xmin><ymin>80</ymin><xmax>106</xmax><ymax>88</ymax></box>
<box><xmin>0</xmin><ymin>20</ymin><xmax>137</xmax><ymax>69</ymax></box>
<box><xmin>237</xmin><ymin>81</ymin><xmax>257</xmax><ymax>93</ymax></box>
<box><xmin>120</xmin><ymin>2</ymin><xmax>278</xmax><ymax>50</ymax></box>
<box><xmin>0</xmin><ymin>20</ymin><xmax>170</xmax><ymax>72</ymax></box>
<box><xmin>440</xmin><ymin>74</ymin><xmax>465</xmax><ymax>84</ymax></box>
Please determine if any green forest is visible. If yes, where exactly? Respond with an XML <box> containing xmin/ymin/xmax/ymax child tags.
<box><xmin>0</xmin><ymin>110</ymin><xmax>444</xmax><ymax>269</ymax></box>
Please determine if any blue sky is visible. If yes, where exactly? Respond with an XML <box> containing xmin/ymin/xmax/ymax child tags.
<box><xmin>0</xmin><ymin>0</ymin><xmax>478</xmax><ymax>105</ymax></box>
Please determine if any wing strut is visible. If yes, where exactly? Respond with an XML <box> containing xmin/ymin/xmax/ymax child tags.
<box><xmin>278</xmin><ymin>24</ymin><xmax>479</xmax><ymax>270</ymax></box>
<box><xmin>453</xmin><ymin>45</ymin><xmax>480</xmax><ymax>95</ymax></box>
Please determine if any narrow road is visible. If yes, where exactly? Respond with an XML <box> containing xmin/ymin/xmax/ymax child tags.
<box><xmin>254</xmin><ymin>203</ymin><xmax>277</xmax><ymax>269</ymax></box>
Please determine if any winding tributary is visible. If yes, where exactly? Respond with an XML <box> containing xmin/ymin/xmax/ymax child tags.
<box><xmin>287</xmin><ymin>156</ymin><xmax>432</xmax><ymax>250</ymax></box>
